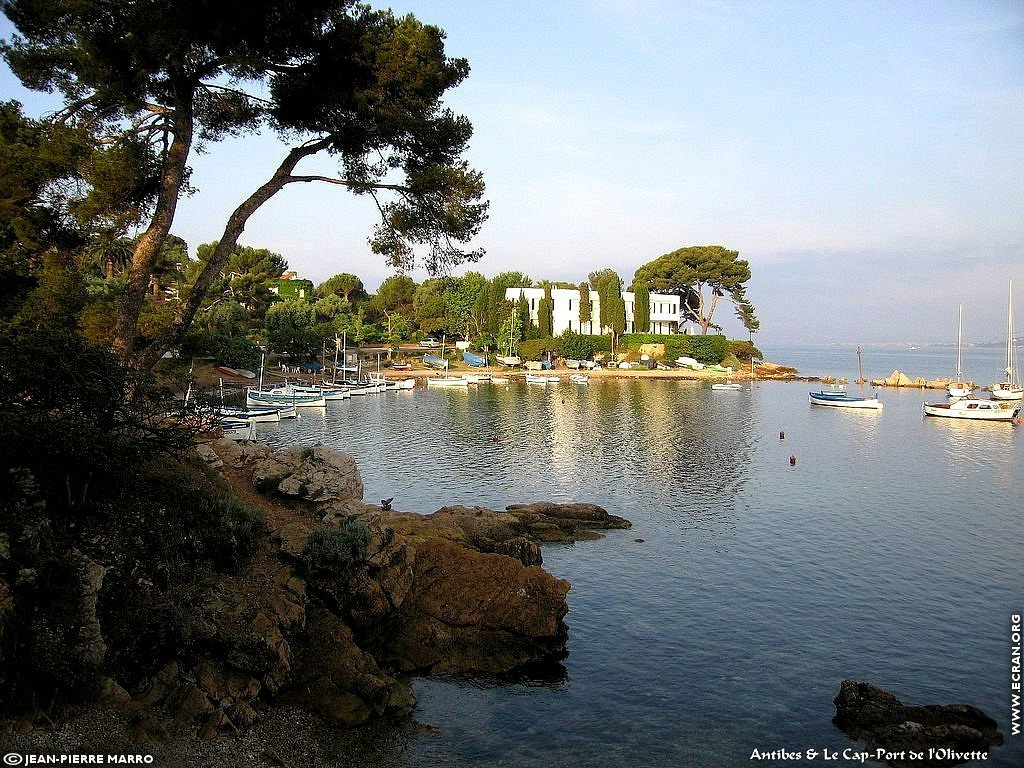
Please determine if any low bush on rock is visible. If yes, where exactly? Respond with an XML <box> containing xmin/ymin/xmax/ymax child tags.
<box><xmin>302</xmin><ymin>522</ymin><xmax>371</xmax><ymax>572</ymax></box>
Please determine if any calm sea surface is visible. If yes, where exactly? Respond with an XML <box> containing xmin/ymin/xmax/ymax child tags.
<box><xmin>255</xmin><ymin>345</ymin><xmax>1022</xmax><ymax>768</ymax></box>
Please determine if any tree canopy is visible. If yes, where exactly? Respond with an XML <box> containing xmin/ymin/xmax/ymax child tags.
<box><xmin>633</xmin><ymin>245</ymin><xmax>757</xmax><ymax>335</ymax></box>
<box><xmin>2</xmin><ymin>0</ymin><xmax>488</xmax><ymax>371</ymax></box>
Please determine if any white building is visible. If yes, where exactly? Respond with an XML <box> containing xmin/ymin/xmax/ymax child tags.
<box><xmin>504</xmin><ymin>287</ymin><xmax>683</xmax><ymax>335</ymax></box>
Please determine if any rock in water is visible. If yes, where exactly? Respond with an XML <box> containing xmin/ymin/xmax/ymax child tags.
<box><xmin>833</xmin><ymin>680</ymin><xmax>1003</xmax><ymax>766</ymax></box>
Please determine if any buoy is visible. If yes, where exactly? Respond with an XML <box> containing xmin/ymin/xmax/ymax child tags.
<box><xmin>789</xmin><ymin>455</ymin><xmax>797</xmax><ymax>466</ymax></box>
<box><xmin>780</xmin><ymin>431</ymin><xmax>785</xmax><ymax>439</ymax></box>
<box><xmin>491</xmin><ymin>434</ymin><xmax>499</xmax><ymax>442</ymax></box>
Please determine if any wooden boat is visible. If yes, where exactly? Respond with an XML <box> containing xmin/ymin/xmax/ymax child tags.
<box><xmin>809</xmin><ymin>390</ymin><xmax>882</xmax><ymax>409</ymax></box>
<box><xmin>676</xmin><ymin>357</ymin><xmax>704</xmax><ymax>370</ymax></box>
<box><xmin>217</xmin><ymin>366</ymin><xmax>257</xmax><ymax>379</ymax></box>
<box><xmin>246</xmin><ymin>387</ymin><xmax>326</xmax><ymax>408</ymax></box>
<box><xmin>808</xmin><ymin>347</ymin><xmax>882</xmax><ymax>409</ymax></box>
<box><xmin>923</xmin><ymin>396</ymin><xmax>1020</xmax><ymax>422</ymax></box>
<box><xmin>989</xmin><ymin>280</ymin><xmax>1022</xmax><ymax>401</ymax></box>
<box><xmin>216</xmin><ymin>405</ymin><xmax>281</xmax><ymax>423</ymax></box>
<box><xmin>427</xmin><ymin>374</ymin><xmax>470</xmax><ymax>388</ymax></box>
<box><xmin>271</xmin><ymin>383</ymin><xmax>351</xmax><ymax>400</ymax></box>
<box><xmin>423</xmin><ymin>353</ymin><xmax>447</xmax><ymax>369</ymax></box>
<box><xmin>947</xmin><ymin>305</ymin><xmax>974</xmax><ymax>397</ymax></box>
<box><xmin>219</xmin><ymin>418</ymin><xmax>255</xmax><ymax>440</ymax></box>
<box><xmin>391</xmin><ymin>361</ymin><xmax>412</xmax><ymax>370</ymax></box>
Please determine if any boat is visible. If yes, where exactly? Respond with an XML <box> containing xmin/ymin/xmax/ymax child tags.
<box><xmin>711</xmin><ymin>382</ymin><xmax>743</xmax><ymax>391</ymax></box>
<box><xmin>676</xmin><ymin>357</ymin><xmax>703</xmax><ymax>370</ymax></box>
<box><xmin>217</xmin><ymin>366</ymin><xmax>256</xmax><ymax>379</ymax></box>
<box><xmin>947</xmin><ymin>305</ymin><xmax>973</xmax><ymax>397</ymax></box>
<box><xmin>989</xmin><ymin>280</ymin><xmax>1023</xmax><ymax>401</ymax></box>
<box><xmin>270</xmin><ymin>383</ymin><xmax>351</xmax><ymax>400</ymax></box>
<box><xmin>246</xmin><ymin>387</ymin><xmax>326</xmax><ymax>408</ymax></box>
<box><xmin>462</xmin><ymin>351</ymin><xmax>487</xmax><ymax>367</ymax></box>
<box><xmin>423</xmin><ymin>353</ymin><xmax>447</xmax><ymax>369</ymax></box>
<box><xmin>391</xmin><ymin>361</ymin><xmax>412</xmax><ymax>370</ymax></box>
<box><xmin>923</xmin><ymin>396</ymin><xmax>1020</xmax><ymax>422</ymax></box>
<box><xmin>808</xmin><ymin>347</ymin><xmax>883</xmax><ymax>409</ymax></box>
<box><xmin>570</xmin><ymin>373</ymin><xmax>589</xmax><ymax>384</ymax></box>
<box><xmin>219</xmin><ymin>418</ymin><xmax>255</xmax><ymax>440</ymax></box>
<box><xmin>368</xmin><ymin>372</ymin><xmax>415</xmax><ymax>391</ymax></box>
<box><xmin>565</xmin><ymin>359</ymin><xmax>581</xmax><ymax>369</ymax></box>
<box><xmin>525</xmin><ymin>373</ymin><xmax>550</xmax><ymax>384</ymax></box>
<box><xmin>216</xmin><ymin>405</ymin><xmax>282</xmax><ymax>423</ymax></box>
<box><xmin>427</xmin><ymin>374</ymin><xmax>470</xmax><ymax>388</ymax></box>
<box><xmin>496</xmin><ymin>355</ymin><xmax>521</xmax><ymax>367</ymax></box>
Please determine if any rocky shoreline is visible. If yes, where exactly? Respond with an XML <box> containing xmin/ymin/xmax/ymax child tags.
<box><xmin>3</xmin><ymin>440</ymin><xmax>630</xmax><ymax>752</ymax></box>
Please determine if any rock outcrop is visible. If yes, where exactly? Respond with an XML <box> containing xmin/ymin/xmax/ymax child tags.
<box><xmin>833</xmin><ymin>680</ymin><xmax>1003</xmax><ymax>766</ymax></box>
<box><xmin>28</xmin><ymin>438</ymin><xmax>629</xmax><ymax>741</ymax></box>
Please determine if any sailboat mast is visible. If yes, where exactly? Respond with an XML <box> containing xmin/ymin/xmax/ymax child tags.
<box><xmin>955</xmin><ymin>304</ymin><xmax>963</xmax><ymax>382</ymax></box>
<box><xmin>1006</xmin><ymin>279</ymin><xmax>1015</xmax><ymax>380</ymax></box>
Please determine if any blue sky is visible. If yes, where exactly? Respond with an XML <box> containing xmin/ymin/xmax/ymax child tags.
<box><xmin>2</xmin><ymin>1</ymin><xmax>1023</xmax><ymax>344</ymax></box>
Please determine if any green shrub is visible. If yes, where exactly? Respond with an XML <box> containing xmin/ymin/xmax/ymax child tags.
<box><xmin>728</xmin><ymin>340</ymin><xmax>762</xmax><ymax>362</ymax></box>
<box><xmin>214</xmin><ymin>334</ymin><xmax>261</xmax><ymax>370</ymax></box>
<box><xmin>197</xmin><ymin>494</ymin><xmax>265</xmax><ymax>569</ymax></box>
<box><xmin>302</xmin><ymin>521</ymin><xmax>371</xmax><ymax>571</ymax></box>
<box><xmin>558</xmin><ymin>330</ymin><xmax>595</xmax><ymax>361</ymax></box>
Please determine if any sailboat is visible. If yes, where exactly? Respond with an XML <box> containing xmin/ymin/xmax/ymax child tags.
<box><xmin>989</xmin><ymin>280</ymin><xmax>1022</xmax><ymax>401</ymax></box>
<box><xmin>946</xmin><ymin>305</ymin><xmax>973</xmax><ymax>398</ymax></box>
<box><xmin>496</xmin><ymin>308</ymin><xmax>522</xmax><ymax>367</ymax></box>
<box><xmin>427</xmin><ymin>335</ymin><xmax>470</xmax><ymax>387</ymax></box>
<box><xmin>808</xmin><ymin>346</ymin><xmax>882</xmax><ymax>409</ymax></box>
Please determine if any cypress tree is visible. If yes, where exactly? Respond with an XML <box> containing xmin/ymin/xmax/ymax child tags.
<box><xmin>633</xmin><ymin>283</ymin><xmax>650</xmax><ymax>333</ymax></box>
<box><xmin>578</xmin><ymin>282</ymin><xmax>592</xmax><ymax>330</ymax></box>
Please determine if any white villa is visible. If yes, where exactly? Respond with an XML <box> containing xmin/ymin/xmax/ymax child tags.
<box><xmin>505</xmin><ymin>287</ymin><xmax>686</xmax><ymax>336</ymax></box>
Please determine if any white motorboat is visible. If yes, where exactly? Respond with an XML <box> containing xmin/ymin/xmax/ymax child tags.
<box><xmin>712</xmin><ymin>382</ymin><xmax>743</xmax><ymax>391</ymax></box>
<box><xmin>570</xmin><ymin>374</ymin><xmax>589</xmax><ymax>384</ymax></box>
<box><xmin>923</xmin><ymin>396</ymin><xmax>1020</xmax><ymax>422</ymax></box>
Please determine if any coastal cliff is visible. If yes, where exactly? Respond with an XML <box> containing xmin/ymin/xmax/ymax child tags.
<box><xmin>2</xmin><ymin>440</ymin><xmax>630</xmax><ymax>743</ymax></box>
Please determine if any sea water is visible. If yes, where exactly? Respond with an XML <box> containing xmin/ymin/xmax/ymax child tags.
<box><xmin>256</xmin><ymin>355</ymin><xmax>1022</xmax><ymax>768</ymax></box>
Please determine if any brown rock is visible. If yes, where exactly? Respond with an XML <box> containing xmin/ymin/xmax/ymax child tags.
<box><xmin>833</xmin><ymin>680</ymin><xmax>1003</xmax><ymax>766</ymax></box>
<box><xmin>381</xmin><ymin>539</ymin><xmax>570</xmax><ymax>674</ymax></box>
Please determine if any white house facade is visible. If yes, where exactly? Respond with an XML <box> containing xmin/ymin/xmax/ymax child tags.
<box><xmin>504</xmin><ymin>287</ymin><xmax>684</xmax><ymax>335</ymax></box>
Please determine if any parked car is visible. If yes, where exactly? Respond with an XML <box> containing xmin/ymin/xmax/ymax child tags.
<box><xmin>418</xmin><ymin>337</ymin><xmax>441</xmax><ymax>348</ymax></box>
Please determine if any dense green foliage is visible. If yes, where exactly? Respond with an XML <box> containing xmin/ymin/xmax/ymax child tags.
<box><xmin>633</xmin><ymin>245</ymin><xmax>758</xmax><ymax>335</ymax></box>
<box><xmin>3</xmin><ymin>0</ymin><xmax>489</xmax><ymax>369</ymax></box>
<box><xmin>302</xmin><ymin>522</ymin><xmax>371</xmax><ymax>572</ymax></box>
<box><xmin>632</xmin><ymin>283</ymin><xmax>650</xmax><ymax>333</ymax></box>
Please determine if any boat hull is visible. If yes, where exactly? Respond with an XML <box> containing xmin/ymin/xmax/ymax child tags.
<box><xmin>809</xmin><ymin>392</ymin><xmax>883</xmax><ymax>409</ymax></box>
<box><xmin>246</xmin><ymin>389</ymin><xmax>326</xmax><ymax>408</ymax></box>
<box><xmin>989</xmin><ymin>384</ymin><xmax>1023</xmax><ymax>401</ymax></box>
<box><xmin>427</xmin><ymin>376</ymin><xmax>469</xmax><ymax>388</ymax></box>
<box><xmin>923</xmin><ymin>399</ymin><xmax>1020</xmax><ymax>421</ymax></box>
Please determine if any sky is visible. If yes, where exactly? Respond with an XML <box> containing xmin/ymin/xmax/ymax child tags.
<box><xmin>2</xmin><ymin>0</ymin><xmax>1023</xmax><ymax>345</ymax></box>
